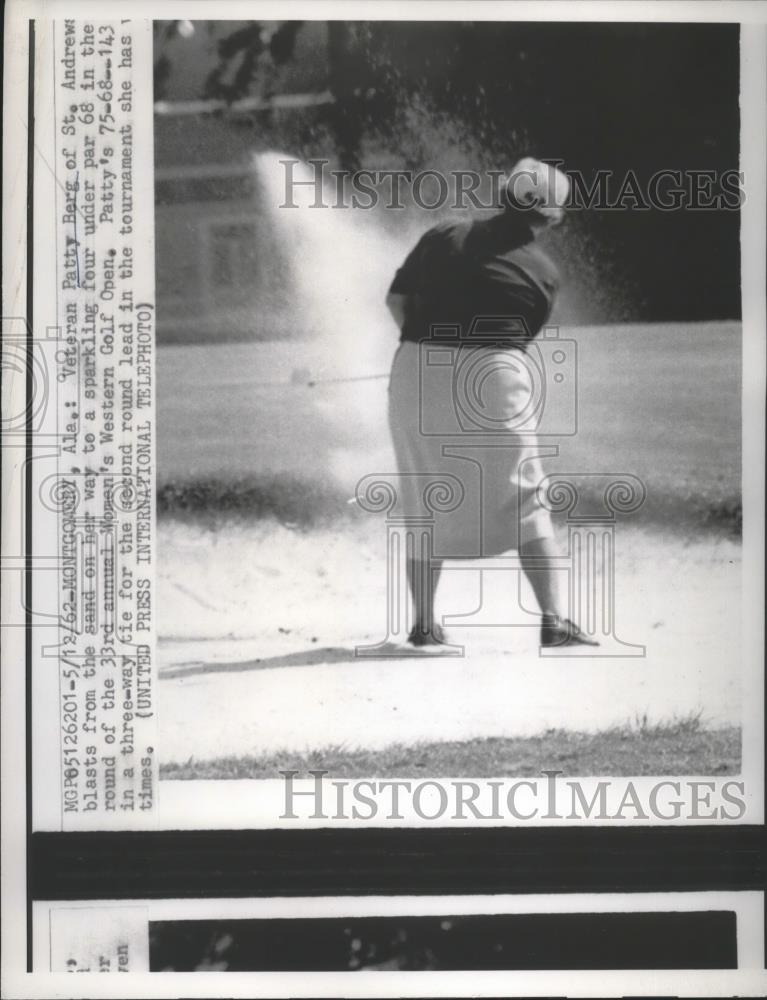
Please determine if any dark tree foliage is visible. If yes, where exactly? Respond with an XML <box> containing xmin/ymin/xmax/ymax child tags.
<box><xmin>153</xmin><ymin>21</ymin><xmax>305</xmax><ymax>104</ymax></box>
<box><xmin>203</xmin><ymin>22</ymin><xmax>305</xmax><ymax>102</ymax></box>
<box><xmin>152</xmin><ymin>21</ymin><xmax>185</xmax><ymax>100</ymax></box>
<box><xmin>353</xmin><ymin>21</ymin><xmax>742</xmax><ymax>320</ymax></box>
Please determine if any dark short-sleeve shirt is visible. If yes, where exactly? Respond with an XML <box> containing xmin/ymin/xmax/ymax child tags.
<box><xmin>389</xmin><ymin>216</ymin><xmax>560</xmax><ymax>346</ymax></box>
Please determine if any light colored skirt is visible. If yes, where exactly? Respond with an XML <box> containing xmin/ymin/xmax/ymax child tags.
<box><xmin>388</xmin><ymin>339</ymin><xmax>553</xmax><ymax>557</ymax></box>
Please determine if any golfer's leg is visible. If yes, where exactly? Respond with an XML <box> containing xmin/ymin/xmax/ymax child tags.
<box><xmin>518</xmin><ymin>536</ymin><xmax>561</xmax><ymax>618</ymax></box>
<box><xmin>520</xmin><ymin>535</ymin><xmax>600</xmax><ymax>646</ymax></box>
<box><xmin>407</xmin><ymin>555</ymin><xmax>443</xmax><ymax>639</ymax></box>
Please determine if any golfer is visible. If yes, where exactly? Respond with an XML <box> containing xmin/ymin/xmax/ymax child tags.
<box><xmin>386</xmin><ymin>157</ymin><xmax>597</xmax><ymax>650</ymax></box>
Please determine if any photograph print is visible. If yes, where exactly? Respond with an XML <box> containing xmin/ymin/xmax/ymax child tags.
<box><xmin>151</xmin><ymin>16</ymin><xmax>755</xmax><ymax>824</ymax></box>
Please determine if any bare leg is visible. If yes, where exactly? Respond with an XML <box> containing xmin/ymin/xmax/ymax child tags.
<box><xmin>520</xmin><ymin>535</ymin><xmax>599</xmax><ymax>646</ymax></box>
<box><xmin>407</xmin><ymin>555</ymin><xmax>443</xmax><ymax>641</ymax></box>
<box><xmin>518</xmin><ymin>536</ymin><xmax>562</xmax><ymax>618</ymax></box>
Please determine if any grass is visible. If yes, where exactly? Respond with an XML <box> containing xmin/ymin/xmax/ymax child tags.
<box><xmin>160</xmin><ymin>717</ymin><xmax>741</xmax><ymax>781</ymax></box>
<box><xmin>156</xmin><ymin>323</ymin><xmax>743</xmax><ymax>537</ymax></box>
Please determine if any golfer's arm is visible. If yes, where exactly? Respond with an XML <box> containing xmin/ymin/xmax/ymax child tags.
<box><xmin>386</xmin><ymin>292</ymin><xmax>408</xmax><ymax>329</ymax></box>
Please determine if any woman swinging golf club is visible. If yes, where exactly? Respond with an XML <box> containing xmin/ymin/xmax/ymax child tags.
<box><xmin>386</xmin><ymin>158</ymin><xmax>597</xmax><ymax>650</ymax></box>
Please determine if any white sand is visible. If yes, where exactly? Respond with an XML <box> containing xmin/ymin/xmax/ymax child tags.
<box><xmin>157</xmin><ymin>521</ymin><xmax>741</xmax><ymax>764</ymax></box>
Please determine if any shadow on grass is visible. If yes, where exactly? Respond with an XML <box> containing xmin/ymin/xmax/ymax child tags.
<box><xmin>157</xmin><ymin>473</ymin><xmax>742</xmax><ymax>537</ymax></box>
<box><xmin>160</xmin><ymin>646</ymin><xmax>361</xmax><ymax>679</ymax></box>
<box><xmin>157</xmin><ymin>474</ymin><xmax>357</xmax><ymax>530</ymax></box>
